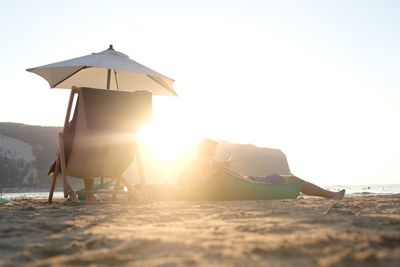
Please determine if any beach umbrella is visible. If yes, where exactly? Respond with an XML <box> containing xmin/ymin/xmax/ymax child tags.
<box><xmin>26</xmin><ymin>45</ymin><xmax>176</xmax><ymax>96</ymax></box>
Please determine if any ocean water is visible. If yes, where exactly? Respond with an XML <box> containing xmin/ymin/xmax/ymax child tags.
<box><xmin>325</xmin><ymin>184</ymin><xmax>400</xmax><ymax>196</ymax></box>
<box><xmin>0</xmin><ymin>189</ymin><xmax>64</xmax><ymax>200</ymax></box>
<box><xmin>1</xmin><ymin>184</ymin><xmax>399</xmax><ymax>200</ymax></box>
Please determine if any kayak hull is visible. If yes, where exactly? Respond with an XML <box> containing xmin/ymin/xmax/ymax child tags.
<box><xmin>148</xmin><ymin>169</ymin><xmax>303</xmax><ymax>201</ymax></box>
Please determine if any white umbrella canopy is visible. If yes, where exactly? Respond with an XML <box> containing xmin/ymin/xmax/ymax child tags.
<box><xmin>26</xmin><ymin>45</ymin><xmax>177</xmax><ymax>96</ymax></box>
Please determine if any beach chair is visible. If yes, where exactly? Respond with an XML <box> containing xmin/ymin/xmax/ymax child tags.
<box><xmin>48</xmin><ymin>86</ymin><xmax>152</xmax><ymax>202</ymax></box>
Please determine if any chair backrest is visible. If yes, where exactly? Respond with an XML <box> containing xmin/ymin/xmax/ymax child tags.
<box><xmin>64</xmin><ymin>87</ymin><xmax>152</xmax><ymax>178</ymax></box>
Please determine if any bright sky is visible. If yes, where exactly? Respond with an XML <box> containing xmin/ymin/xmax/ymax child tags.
<box><xmin>0</xmin><ymin>0</ymin><xmax>399</xmax><ymax>186</ymax></box>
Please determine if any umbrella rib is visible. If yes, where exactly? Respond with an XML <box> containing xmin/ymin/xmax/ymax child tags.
<box><xmin>53</xmin><ymin>66</ymin><xmax>89</xmax><ymax>87</ymax></box>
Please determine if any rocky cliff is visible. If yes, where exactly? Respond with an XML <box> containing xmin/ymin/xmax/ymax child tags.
<box><xmin>0</xmin><ymin>123</ymin><xmax>59</xmax><ymax>188</ymax></box>
<box><xmin>0</xmin><ymin>122</ymin><xmax>291</xmax><ymax>189</ymax></box>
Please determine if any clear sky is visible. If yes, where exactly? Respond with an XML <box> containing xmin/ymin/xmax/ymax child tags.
<box><xmin>0</xmin><ymin>0</ymin><xmax>399</xmax><ymax>185</ymax></box>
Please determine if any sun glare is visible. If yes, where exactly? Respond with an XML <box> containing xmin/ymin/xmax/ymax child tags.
<box><xmin>138</xmin><ymin>121</ymin><xmax>199</xmax><ymax>164</ymax></box>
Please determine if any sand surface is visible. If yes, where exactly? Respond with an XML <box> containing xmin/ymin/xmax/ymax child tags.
<box><xmin>0</xmin><ymin>195</ymin><xmax>399</xmax><ymax>267</ymax></box>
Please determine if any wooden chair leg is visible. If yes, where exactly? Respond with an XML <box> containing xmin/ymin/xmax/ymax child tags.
<box><xmin>59</xmin><ymin>133</ymin><xmax>75</xmax><ymax>199</ymax></box>
<box><xmin>48</xmin><ymin>154</ymin><xmax>61</xmax><ymax>203</ymax></box>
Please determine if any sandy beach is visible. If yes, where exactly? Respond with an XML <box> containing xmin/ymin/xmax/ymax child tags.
<box><xmin>0</xmin><ymin>195</ymin><xmax>399</xmax><ymax>267</ymax></box>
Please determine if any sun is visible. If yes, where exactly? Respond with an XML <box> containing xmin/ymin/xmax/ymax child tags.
<box><xmin>136</xmin><ymin>95</ymin><xmax>211</xmax><ymax>164</ymax></box>
<box><xmin>138</xmin><ymin>120</ymin><xmax>200</xmax><ymax>164</ymax></box>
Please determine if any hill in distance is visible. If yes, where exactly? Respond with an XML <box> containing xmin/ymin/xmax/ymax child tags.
<box><xmin>0</xmin><ymin>122</ymin><xmax>291</xmax><ymax>189</ymax></box>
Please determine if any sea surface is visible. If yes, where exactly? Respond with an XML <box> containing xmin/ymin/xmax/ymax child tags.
<box><xmin>1</xmin><ymin>184</ymin><xmax>399</xmax><ymax>200</ymax></box>
<box><xmin>325</xmin><ymin>184</ymin><xmax>400</xmax><ymax>196</ymax></box>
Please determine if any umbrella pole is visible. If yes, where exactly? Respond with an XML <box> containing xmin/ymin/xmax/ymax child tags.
<box><xmin>106</xmin><ymin>68</ymin><xmax>111</xmax><ymax>89</ymax></box>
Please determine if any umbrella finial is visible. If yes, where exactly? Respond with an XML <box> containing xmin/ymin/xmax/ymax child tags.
<box><xmin>109</xmin><ymin>44</ymin><xmax>114</xmax><ymax>50</ymax></box>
